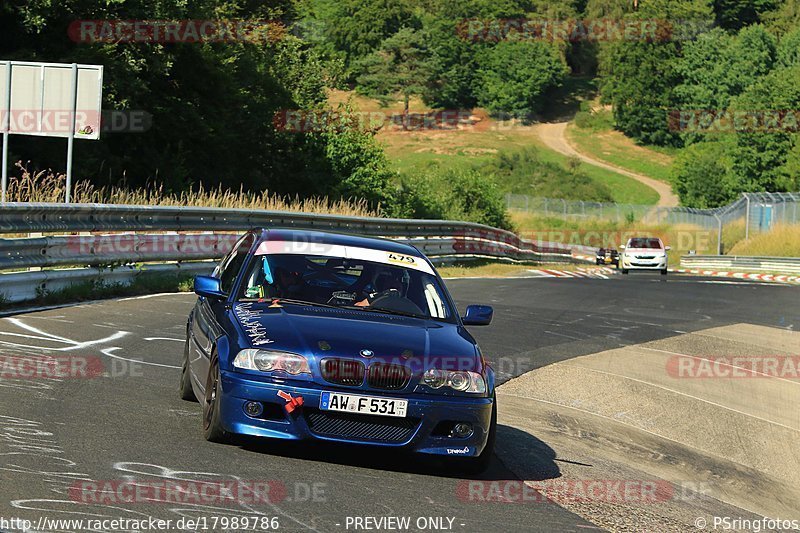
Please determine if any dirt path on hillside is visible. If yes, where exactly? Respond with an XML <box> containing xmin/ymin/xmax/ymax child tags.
<box><xmin>536</xmin><ymin>122</ymin><xmax>679</xmax><ymax>207</ymax></box>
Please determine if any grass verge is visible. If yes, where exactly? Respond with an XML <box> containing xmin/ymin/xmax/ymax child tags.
<box><xmin>728</xmin><ymin>225</ymin><xmax>800</xmax><ymax>257</ymax></box>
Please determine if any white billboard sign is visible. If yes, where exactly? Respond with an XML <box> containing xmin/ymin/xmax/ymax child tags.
<box><xmin>1</xmin><ymin>60</ymin><xmax>104</xmax><ymax>202</ymax></box>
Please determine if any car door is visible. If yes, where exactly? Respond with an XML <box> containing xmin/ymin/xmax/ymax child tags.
<box><xmin>190</xmin><ymin>232</ymin><xmax>256</xmax><ymax>390</ymax></box>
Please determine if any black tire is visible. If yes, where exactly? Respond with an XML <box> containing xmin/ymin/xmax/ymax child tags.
<box><xmin>455</xmin><ymin>394</ymin><xmax>497</xmax><ymax>475</ymax></box>
<box><xmin>661</xmin><ymin>269</ymin><xmax>668</xmax><ymax>276</ymax></box>
<box><xmin>202</xmin><ymin>357</ymin><xmax>229</xmax><ymax>443</ymax></box>
<box><xmin>179</xmin><ymin>338</ymin><xmax>198</xmax><ymax>402</ymax></box>
<box><xmin>622</xmin><ymin>269</ymin><xmax>629</xmax><ymax>275</ymax></box>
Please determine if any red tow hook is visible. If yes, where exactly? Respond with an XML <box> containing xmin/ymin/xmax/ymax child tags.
<box><xmin>277</xmin><ymin>390</ymin><xmax>304</xmax><ymax>414</ymax></box>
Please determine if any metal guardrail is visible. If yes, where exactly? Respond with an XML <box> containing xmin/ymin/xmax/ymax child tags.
<box><xmin>0</xmin><ymin>203</ymin><xmax>586</xmax><ymax>305</ymax></box>
<box><xmin>681</xmin><ymin>255</ymin><xmax>800</xmax><ymax>274</ymax></box>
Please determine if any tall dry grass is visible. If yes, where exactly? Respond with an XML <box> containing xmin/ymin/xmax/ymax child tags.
<box><xmin>6</xmin><ymin>163</ymin><xmax>381</xmax><ymax>217</ymax></box>
<box><xmin>728</xmin><ymin>224</ymin><xmax>800</xmax><ymax>257</ymax></box>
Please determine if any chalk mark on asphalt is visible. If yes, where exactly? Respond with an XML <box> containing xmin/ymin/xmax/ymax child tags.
<box><xmin>0</xmin><ymin>318</ymin><xmax>128</xmax><ymax>352</ymax></box>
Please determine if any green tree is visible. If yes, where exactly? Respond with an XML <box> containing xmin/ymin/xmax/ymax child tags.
<box><xmin>306</xmin><ymin>0</ymin><xmax>418</xmax><ymax>69</ymax></box>
<box><xmin>762</xmin><ymin>0</ymin><xmax>800</xmax><ymax>35</ymax></box>
<box><xmin>355</xmin><ymin>28</ymin><xmax>434</xmax><ymax>120</ymax></box>
<box><xmin>727</xmin><ymin>65</ymin><xmax>800</xmax><ymax>193</ymax></box>
<box><xmin>675</xmin><ymin>25</ymin><xmax>776</xmax><ymax>144</ymax></box>
<box><xmin>419</xmin><ymin>13</ymin><xmax>479</xmax><ymax>109</ymax></box>
<box><xmin>777</xmin><ymin>26</ymin><xmax>800</xmax><ymax>67</ymax></box>
<box><xmin>474</xmin><ymin>40</ymin><xmax>568</xmax><ymax>117</ymax></box>
<box><xmin>673</xmin><ymin>140</ymin><xmax>737</xmax><ymax>207</ymax></box>
<box><xmin>598</xmin><ymin>0</ymin><xmax>714</xmax><ymax>145</ymax></box>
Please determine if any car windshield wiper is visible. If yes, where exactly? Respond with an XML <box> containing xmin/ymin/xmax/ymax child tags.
<box><xmin>350</xmin><ymin>306</ymin><xmax>426</xmax><ymax>319</ymax></box>
<box><xmin>238</xmin><ymin>297</ymin><xmax>340</xmax><ymax>309</ymax></box>
<box><xmin>271</xmin><ymin>298</ymin><xmax>341</xmax><ymax>309</ymax></box>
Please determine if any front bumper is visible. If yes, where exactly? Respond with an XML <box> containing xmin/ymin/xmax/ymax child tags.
<box><xmin>218</xmin><ymin>370</ymin><xmax>494</xmax><ymax>457</ymax></box>
<box><xmin>621</xmin><ymin>256</ymin><xmax>667</xmax><ymax>270</ymax></box>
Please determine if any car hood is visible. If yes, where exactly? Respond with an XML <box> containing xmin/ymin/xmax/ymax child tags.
<box><xmin>231</xmin><ymin>302</ymin><xmax>481</xmax><ymax>373</ymax></box>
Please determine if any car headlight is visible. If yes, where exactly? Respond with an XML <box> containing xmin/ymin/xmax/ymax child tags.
<box><xmin>422</xmin><ymin>368</ymin><xmax>486</xmax><ymax>393</ymax></box>
<box><xmin>233</xmin><ymin>349</ymin><xmax>310</xmax><ymax>375</ymax></box>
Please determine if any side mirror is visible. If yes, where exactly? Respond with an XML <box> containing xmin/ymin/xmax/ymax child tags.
<box><xmin>665</xmin><ymin>246</ymin><xmax>671</xmax><ymax>251</ymax></box>
<box><xmin>462</xmin><ymin>305</ymin><xmax>493</xmax><ymax>326</ymax></box>
<box><xmin>194</xmin><ymin>275</ymin><xmax>226</xmax><ymax>299</ymax></box>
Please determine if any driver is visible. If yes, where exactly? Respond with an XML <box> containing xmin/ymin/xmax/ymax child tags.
<box><xmin>354</xmin><ymin>268</ymin><xmax>403</xmax><ymax>307</ymax></box>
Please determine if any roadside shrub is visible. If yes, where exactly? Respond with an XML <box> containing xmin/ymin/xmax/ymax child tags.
<box><xmin>393</xmin><ymin>169</ymin><xmax>513</xmax><ymax>230</ymax></box>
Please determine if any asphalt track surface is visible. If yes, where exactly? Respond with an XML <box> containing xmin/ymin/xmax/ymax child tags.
<box><xmin>0</xmin><ymin>273</ymin><xmax>797</xmax><ymax>533</ymax></box>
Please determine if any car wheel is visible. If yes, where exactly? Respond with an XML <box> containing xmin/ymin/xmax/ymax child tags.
<box><xmin>622</xmin><ymin>269</ymin><xmax>629</xmax><ymax>275</ymax></box>
<box><xmin>179</xmin><ymin>338</ymin><xmax>197</xmax><ymax>402</ymax></box>
<box><xmin>454</xmin><ymin>394</ymin><xmax>497</xmax><ymax>475</ymax></box>
<box><xmin>661</xmin><ymin>269</ymin><xmax>668</xmax><ymax>276</ymax></box>
<box><xmin>202</xmin><ymin>356</ymin><xmax>229</xmax><ymax>443</ymax></box>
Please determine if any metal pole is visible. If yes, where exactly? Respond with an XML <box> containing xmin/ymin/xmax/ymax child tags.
<box><xmin>744</xmin><ymin>195</ymin><xmax>750</xmax><ymax>239</ymax></box>
<box><xmin>1</xmin><ymin>61</ymin><xmax>11</xmax><ymax>204</ymax></box>
<box><xmin>715</xmin><ymin>214</ymin><xmax>722</xmax><ymax>255</ymax></box>
<box><xmin>65</xmin><ymin>63</ymin><xmax>78</xmax><ymax>203</ymax></box>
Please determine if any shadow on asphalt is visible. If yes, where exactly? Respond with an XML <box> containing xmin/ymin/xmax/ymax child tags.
<box><xmin>233</xmin><ymin>424</ymin><xmax>562</xmax><ymax>483</ymax></box>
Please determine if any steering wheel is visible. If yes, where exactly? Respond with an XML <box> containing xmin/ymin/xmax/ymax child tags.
<box><xmin>370</xmin><ymin>290</ymin><xmax>425</xmax><ymax>315</ymax></box>
<box><xmin>369</xmin><ymin>288</ymin><xmax>400</xmax><ymax>302</ymax></box>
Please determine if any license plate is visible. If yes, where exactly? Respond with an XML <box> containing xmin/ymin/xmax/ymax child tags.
<box><xmin>319</xmin><ymin>391</ymin><xmax>408</xmax><ymax>418</ymax></box>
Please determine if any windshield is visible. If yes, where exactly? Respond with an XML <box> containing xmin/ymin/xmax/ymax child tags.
<box><xmin>237</xmin><ymin>253</ymin><xmax>454</xmax><ymax>321</ymax></box>
<box><xmin>627</xmin><ymin>238</ymin><xmax>663</xmax><ymax>249</ymax></box>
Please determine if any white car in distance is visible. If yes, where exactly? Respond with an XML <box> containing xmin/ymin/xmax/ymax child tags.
<box><xmin>619</xmin><ymin>237</ymin><xmax>670</xmax><ymax>275</ymax></box>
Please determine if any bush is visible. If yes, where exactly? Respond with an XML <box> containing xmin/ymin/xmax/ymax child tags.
<box><xmin>474</xmin><ymin>40</ymin><xmax>568</xmax><ymax>118</ymax></box>
<box><xmin>392</xmin><ymin>170</ymin><xmax>513</xmax><ymax>230</ymax></box>
<box><xmin>673</xmin><ymin>141</ymin><xmax>738</xmax><ymax>208</ymax></box>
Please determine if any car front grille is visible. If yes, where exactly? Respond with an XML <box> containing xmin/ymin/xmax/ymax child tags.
<box><xmin>367</xmin><ymin>363</ymin><xmax>411</xmax><ymax>390</ymax></box>
<box><xmin>305</xmin><ymin>409</ymin><xmax>419</xmax><ymax>443</ymax></box>
<box><xmin>635</xmin><ymin>255</ymin><xmax>656</xmax><ymax>260</ymax></box>
<box><xmin>320</xmin><ymin>358</ymin><xmax>365</xmax><ymax>386</ymax></box>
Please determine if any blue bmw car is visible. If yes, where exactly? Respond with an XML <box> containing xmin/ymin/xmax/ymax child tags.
<box><xmin>181</xmin><ymin>229</ymin><xmax>496</xmax><ymax>472</ymax></box>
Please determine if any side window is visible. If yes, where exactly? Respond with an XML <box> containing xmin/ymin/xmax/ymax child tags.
<box><xmin>219</xmin><ymin>233</ymin><xmax>255</xmax><ymax>294</ymax></box>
